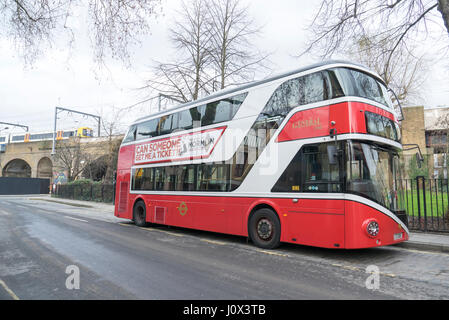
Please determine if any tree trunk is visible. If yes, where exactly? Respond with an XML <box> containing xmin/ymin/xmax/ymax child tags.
<box><xmin>438</xmin><ymin>0</ymin><xmax>449</xmax><ymax>35</ymax></box>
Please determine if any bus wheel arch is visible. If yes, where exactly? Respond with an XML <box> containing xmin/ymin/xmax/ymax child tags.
<box><xmin>133</xmin><ymin>198</ymin><xmax>149</xmax><ymax>227</ymax></box>
<box><xmin>247</xmin><ymin>203</ymin><xmax>282</xmax><ymax>249</ymax></box>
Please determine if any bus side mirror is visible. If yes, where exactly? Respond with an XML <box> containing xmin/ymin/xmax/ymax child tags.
<box><xmin>388</xmin><ymin>88</ymin><xmax>404</xmax><ymax>121</ymax></box>
<box><xmin>403</xmin><ymin>144</ymin><xmax>424</xmax><ymax>169</ymax></box>
<box><xmin>416</xmin><ymin>152</ymin><xmax>424</xmax><ymax>168</ymax></box>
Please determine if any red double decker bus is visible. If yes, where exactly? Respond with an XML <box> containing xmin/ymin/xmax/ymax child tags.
<box><xmin>115</xmin><ymin>60</ymin><xmax>409</xmax><ymax>249</ymax></box>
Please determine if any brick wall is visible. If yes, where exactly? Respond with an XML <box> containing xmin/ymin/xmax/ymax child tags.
<box><xmin>401</xmin><ymin>106</ymin><xmax>427</xmax><ymax>156</ymax></box>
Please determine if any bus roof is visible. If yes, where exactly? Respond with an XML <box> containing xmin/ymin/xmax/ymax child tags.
<box><xmin>132</xmin><ymin>60</ymin><xmax>384</xmax><ymax>125</ymax></box>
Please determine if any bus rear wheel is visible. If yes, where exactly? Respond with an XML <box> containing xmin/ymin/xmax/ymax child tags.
<box><xmin>248</xmin><ymin>208</ymin><xmax>281</xmax><ymax>249</ymax></box>
<box><xmin>133</xmin><ymin>200</ymin><xmax>149</xmax><ymax>227</ymax></box>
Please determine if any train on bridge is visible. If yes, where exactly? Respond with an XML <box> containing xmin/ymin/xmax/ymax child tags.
<box><xmin>0</xmin><ymin>127</ymin><xmax>93</xmax><ymax>152</ymax></box>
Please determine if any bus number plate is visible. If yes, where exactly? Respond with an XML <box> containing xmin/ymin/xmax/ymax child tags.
<box><xmin>394</xmin><ymin>233</ymin><xmax>403</xmax><ymax>241</ymax></box>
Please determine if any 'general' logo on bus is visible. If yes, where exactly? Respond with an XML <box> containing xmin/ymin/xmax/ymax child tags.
<box><xmin>292</xmin><ymin>117</ymin><xmax>322</xmax><ymax>130</ymax></box>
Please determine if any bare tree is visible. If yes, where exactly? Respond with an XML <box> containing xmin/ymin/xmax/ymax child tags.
<box><xmin>349</xmin><ymin>35</ymin><xmax>427</xmax><ymax>104</ymax></box>
<box><xmin>148</xmin><ymin>60</ymin><xmax>212</xmax><ymax>103</ymax></box>
<box><xmin>0</xmin><ymin>0</ymin><xmax>162</xmax><ymax>65</ymax></box>
<box><xmin>143</xmin><ymin>0</ymin><xmax>269</xmax><ymax>103</ymax></box>
<box><xmin>440</xmin><ymin>0</ymin><xmax>449</xmax><ymax>32</ymax></box>
<box><xmin>97</xmin><ymin>106</ymin><xmax>127</xmax><ymax>182</ymax></box>
<box><xmin>302</xmin><ymin>0</ymin><xmax>449</xmax><ymax>67</ymax></box>
<box><xmin>144</xmin><ymin>0</ymin><xmax>212</xmax><ymax>102</ymax></box>
<box><xmin>205</xmin><ymin>0</ymin><xmax>269</xmax><ymax>89</ymax></box>
<box><xmin>53</xmin><ymin>137</ymin><xmax>92</xmax><ymax>182</ymax></box>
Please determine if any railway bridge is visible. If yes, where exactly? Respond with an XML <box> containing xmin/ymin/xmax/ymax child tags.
<box><xmin>0</xmin><ymin>136</ymin><xmax>123</xmax><ymax>183</ymax></box>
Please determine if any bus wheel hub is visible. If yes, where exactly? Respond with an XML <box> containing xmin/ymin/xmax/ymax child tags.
<box><xmin>257</xmin><ymin>219</ymin><xmax>273</xmax><ymax>240</ymax></box>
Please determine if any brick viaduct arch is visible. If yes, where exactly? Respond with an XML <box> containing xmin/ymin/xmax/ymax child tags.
<box><xmin>2</xmin><ymin>158</ymin><xmax>32</xmax><ymax>177</ymax></box>
<box><xmin>0</xmin><ymin>136</ymin><xmax>123</xmax><ymax>182</ymax></box>
<box><xmin>0</xmin><ymin>145</ymin><xmax>49</xmax><ymax>178</ymax></box>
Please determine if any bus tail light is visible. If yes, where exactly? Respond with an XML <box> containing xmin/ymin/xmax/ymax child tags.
<box><xmin>363</xmin><ymin>219</ymin><xmax>379</xmax><ymax>238</ymax></box>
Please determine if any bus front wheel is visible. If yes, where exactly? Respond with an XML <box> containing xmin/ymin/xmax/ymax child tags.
<box><xmin>248</xmin><ymin>208</ymin><xmax>281</xmax><ymax>249</ymax></box>
<box><xmin>133</xmin><ymin>200</ymin><xmax>149</xmax><ymax>227</ymax></box>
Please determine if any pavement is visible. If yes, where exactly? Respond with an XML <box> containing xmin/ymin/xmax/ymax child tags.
<box><xmin>23</xmin><ymin>194</ymin><xmax>449</xmax><ymax>254</ymax></box>
<box><xmin>398</xmin><ymin>232</ymin><xmax>449</xmax><ymax>253</ymax></box>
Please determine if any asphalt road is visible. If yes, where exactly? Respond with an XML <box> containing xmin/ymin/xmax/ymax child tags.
<box><xmin>1</xmin><ymin>196</ymin><xmax>449</xmax><ymax>301</ymax></box>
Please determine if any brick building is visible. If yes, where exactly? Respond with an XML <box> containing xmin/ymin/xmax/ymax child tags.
<box><xmin>401</xmin><ymin>106</ymin><xmax>449</xmax><ymax>179</ymax></box>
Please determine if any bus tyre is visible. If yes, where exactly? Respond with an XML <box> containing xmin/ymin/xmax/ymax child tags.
<box><xmin>133</xmin><ymin>200</ymin><xmax>149</xmax><ymax>227</ymax></box>
<box><xmin>249</xmin><ymin>208</ymin><xmax>281</xmax><ymax>249</ymax></box>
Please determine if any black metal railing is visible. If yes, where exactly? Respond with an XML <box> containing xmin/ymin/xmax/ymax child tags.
<box><xmin>403</xmin><ymin>177</ymin><xmax>449</xmax><ymax>232</ymax></box>
<box><xmin>53</xmin><ymin>183</ymin><xmax>116</xmax><ymax>204</ymax></box>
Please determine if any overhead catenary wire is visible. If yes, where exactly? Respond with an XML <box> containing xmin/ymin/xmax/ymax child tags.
<box><xmin>51</xmin><ymin>107</ymin><xmax>101</xmax><ymax>155</ymax></box>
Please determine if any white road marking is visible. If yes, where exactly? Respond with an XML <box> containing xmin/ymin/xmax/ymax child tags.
<box><xmin>152</xmin><ymin>228</ymin><xmax>184</xmax><ymax>237</ymax></box>
<box><xmin>0</xmin><ymin>279</ymin><xmax>20</xmax><ymax>300</ymax></box>
<box><xmin>256</xmin><ymin>249</ymin><xmax>289</xmax><ymax>257</ymax></box>
<box><xmin>64</xmin><ymin>216</ymin><xmax>89</xmax><ymax>223</ymax></box>
<box><xmin>200</xmin><ymin>239</ymin><xmax>227</xmax><ymax>245</ymax></box>
<box><xmin>119</xmin><ymin>223</ymin><xmax>134</xmax><ymax>227</ymax></box>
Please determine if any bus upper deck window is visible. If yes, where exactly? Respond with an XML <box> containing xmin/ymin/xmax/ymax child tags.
<box><xmin>326</xmin><ymin>70</ymin><xmax>345</xmax><ymax>99</ymax></box>
<box><xmin>123</xmin><ymin>125</ymin><xmax>136</xmax><ymax>143</ymax></box>
<box><xmin>137</xmin><ymin>119</ymin><xmax>158</xmax><ymax>140</ymax></box>
<box><xmin>158</xmin><ymin>115</ymin><xmax>173</xmax><ymax>135</ymax></box>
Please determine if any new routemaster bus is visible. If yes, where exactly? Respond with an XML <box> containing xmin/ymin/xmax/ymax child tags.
<box><xmin>115</xmin><ymin>60</ymin><xmax>409</xmax><ymax>249</ymax></box>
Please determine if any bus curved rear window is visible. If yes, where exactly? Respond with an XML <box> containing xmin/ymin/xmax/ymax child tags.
<box><xmin>331</xmin><ymin>68</ymin><xmax>388</xmax><ymax>106</ymax></box>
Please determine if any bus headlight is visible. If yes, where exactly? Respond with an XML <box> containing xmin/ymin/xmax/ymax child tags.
<box><xmin>363</xmin><ymin>219</ymin><xmax>379</xmax><ymax>238</ymax></box>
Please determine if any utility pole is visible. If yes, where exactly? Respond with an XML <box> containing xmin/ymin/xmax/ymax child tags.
<box><xmin>51</xmin><ymin>107</ymin><xmax>101</xmax><ymax>155</ymax></box>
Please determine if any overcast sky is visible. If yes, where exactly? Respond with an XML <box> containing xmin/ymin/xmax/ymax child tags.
<box><xmin>0</xmin><ymin>0</ymin><xmax>448</xmax><ymax>135</ymax></box>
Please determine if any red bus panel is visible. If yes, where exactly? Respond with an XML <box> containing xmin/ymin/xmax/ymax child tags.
<box><xmin>277</xmin><ymin>101</ymin><xmax>395</xmax><ymax>142</ymax></box>
<box><xmin>116</xmin><ymin>193</ymin><xmax>407</xmax><ymax>249</ymax></box>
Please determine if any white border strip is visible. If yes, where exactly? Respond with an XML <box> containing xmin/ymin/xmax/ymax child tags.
<box><xmin>344</xmin><ymin>194</ymin><xmax>410</xmax><ymax>235</ymax></box>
